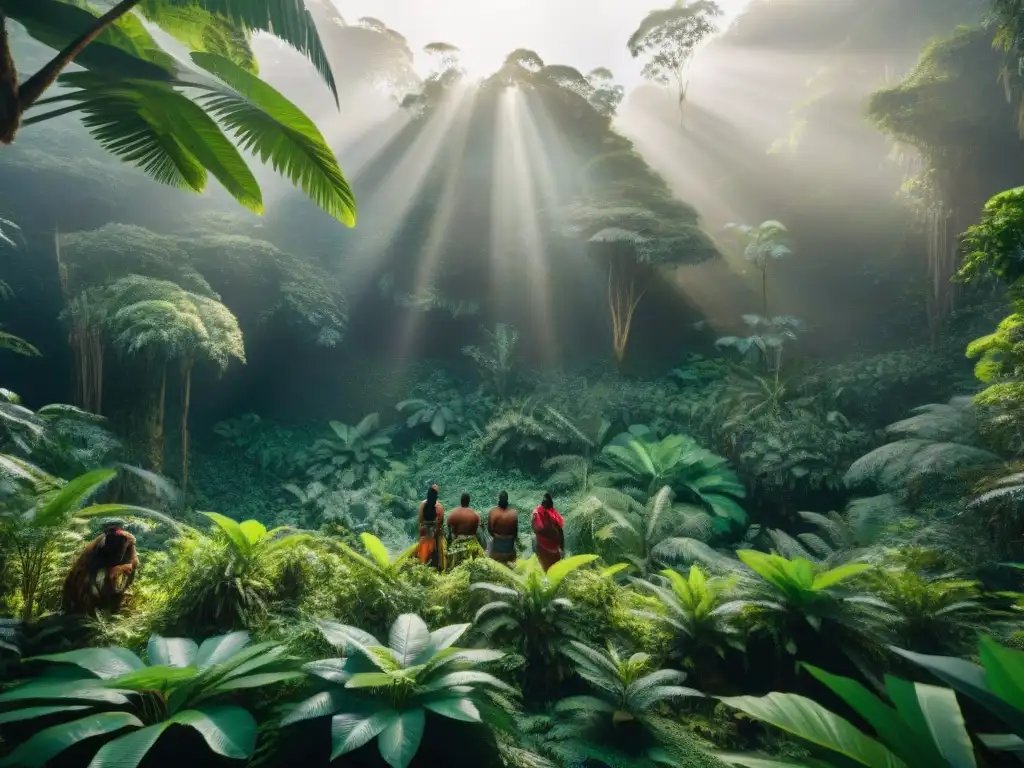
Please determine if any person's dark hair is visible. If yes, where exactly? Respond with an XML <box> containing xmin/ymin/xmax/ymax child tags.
<box><xmin>461</xmin><ymin>492</ymin><xmax>470</xmax><ymax>507</ymax></box>
<box><xmin>542</xmin><ymin>492</ymin><xmax>553</xmax><ymax>509</ymax></box>
<box><xmin>424</xmin><ymin>485</ymin><xmax>439</xmax><ymax>522</ymax></box>
<box><xmin>498</xmin><ymin>491</ymin><xmax>509</xmax><ymax>509</ymax></box>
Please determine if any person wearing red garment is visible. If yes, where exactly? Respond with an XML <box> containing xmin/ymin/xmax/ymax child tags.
<box><xmin>531</xmin><ymin>492</ymin><xmax>564</xmax><ymax>572</ymax></box>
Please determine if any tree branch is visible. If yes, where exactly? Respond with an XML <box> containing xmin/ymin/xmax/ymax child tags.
<box><xmin>17</xmin><ymin>0</ymin><xmax>144</xmax><ymax>112</ymax></box>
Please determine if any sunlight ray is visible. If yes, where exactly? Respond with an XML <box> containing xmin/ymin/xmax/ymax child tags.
<box><xmin>337</xmin><ymin>83</ymin><xmax>481</xmax><ymax>302</ymax></box>
<box><xmin>490</xmin><ymin>88</ymin><xmax>558</xmax><ymax>362</ymax></box>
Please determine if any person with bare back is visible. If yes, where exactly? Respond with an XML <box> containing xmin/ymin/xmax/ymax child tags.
<box><xmin>446</xmin><ymin>492</ymin><xmax>483</xmax><ymax>568</ymax></box>
<box><xmin>487</xmin><ymin>491</ymin><xmax>519</xmax><ymax>565</ymax></box>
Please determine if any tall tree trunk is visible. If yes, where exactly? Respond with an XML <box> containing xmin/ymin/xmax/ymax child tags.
<box><xmin>141</xmin><ymin>357</ymin><xmax>165</xmax><ymax>473</ymax></box>
<box><xmin>761</xmin><ymin>264</ymin><xmax>769</xmax><ymax>318</ymax></box>
<box><xmin>180</xmin><ymin>362</ymin><xmax>193</xmax><ymax>499</ymax></box>
<box><xmin>0</xmin><ymin>14</ymin><xmax>19</xmax><ymax>145</ymax></box>
<box><xmin>1</xmin><ymin>0</ymin><xmax>145</xmax><ymax>145</ymax></box>
<box><xmin>607</xmin><ymin>257</ymin><xmax>650</xmax><ymax>364</ymax></box>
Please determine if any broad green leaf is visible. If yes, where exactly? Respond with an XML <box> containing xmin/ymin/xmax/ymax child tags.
<box><xmin>212</xmin><ymin>671</ymin><xmax>304</xmax><ymax>691</ymax></box>
<box><xmin>74</xmin><ymin>504</ymin><xmax>185</xmax><ymax>532</ymax></box>
<box><xmin>421</xmin><ymin>671</ymin><xmax>519</xmax><ymax>697</ymax></box>
<box><xmin>30</xmin><ymin>647</ymin><xmax>145</xmax><ymax>680</ymax></box>
<box><xmin>281</xmin><ymin>690</ymin><xmax>349</xmax><ymax>726</ymax></box>
<box><xmin>0</xmin><ymin>680</ymin><xmax>132</xmax><ymax>705</ymax></box>
<box><xmin>171</xmin><ymin>706</ymin><xmax>256</xmax><ymax>760</ymax></box>
<box><xmin>980</xmin><ymin>636</ymin><xmax>1024</xmax><ymax>711</ymax></box>
<box><xmin>160</xmin><ymin>0</ymin><xmax>337</xmax><ymax>101</ymax></box>
<box><xmin>377</xmin><ymin>708</ymin><xmax>426</xmax><ymax>768</ymax></box>
<box><xmin>422</xmin><ymin>697</ymin><xmax>481</xmax><ymax>723</ymax></box>
<box><xmin>330</xmin><ymin>710</ymin><xmax>397</xmax><ymax>760</ymax></box>
<box><xmin>137</xmin><ymin>0</ymin><xmax>258</xmax><ymax>74</ymax></box>
<box><xmin>546</xmin><ymin>554</ymin><xmax>599</xmax><ymax>589</ymax></box>
<box><xmin>389</xmin><ymin>615</ymin><xmax>431</xmax><ymax>668</ymax></box>
<box><xmin>893</xmin><ymin>646</ymin><xmax>1024</xmax><ymax>738</ymax></box>
<box><xmin>347</xmin><ymin>672</ymin><xmax>398</xmax><ymax>689</ymax></box>
<box><xmin>187</xmin><ymin>52</ymin><xmax>355</xmax><ymax>226</ymax></box>
<box><xmin>719</xmin><ymin>692</ymin><xmax>905</xmax><ymax>768</ymax></box>
<box><xmin>0</xmin><ymin>712</ymin><xmax>142</xmax><ymax>768</ymax></box>
<box><xmin>303</xmin><ymin>658</ymin><xmax>358</xmax><ymax>684</ymax></box>
<box><xmin>416</xmin><ymin>623</ymin><xmax>470</xmax><ymax>665</ymax></box>
<box><xmin>195</xmin><ymin>631</ymin><xmax>250</xmax><ymax>669</ymax></box>
<box><xmin>360</xmin><ymin>533</ymin><xmax>392</xmax><ymax>569</ymax></box>
<box><xmin>32</xmin><ymin>468</ymin><xmax>117</xmax><ymax>527</ymax></box>
<box><xmin>24</xmin><ymin>79</ymin><xmax>209</xmax><ymax>195</ymax></box>
<box><xmin>110</xmin><ymin>665</ymin><xmax>198</xmax><ymax>692</ymax></box>
<box><xmin>201</xmin><ymin>512</ymin><xmax>250</xmax><ymax>554</ymax></box>
<box><xmin>88</xmin><ymin>720</ymin><xmax>170</xmax><ymax>768</ymax></box>
<box><xmin>803</xmin><ymin>666</ymin><xmax>920</xmax><ymax>765</ymax></box>
<box><xmin>148</xmin><ymin>636</ymin><xmax>198</xmax><ymax>669</ymax></box>
<box><xmin>238</xmin><ymin>519</ymin><xmax>267</xmax><ymax>545</ymax></box>
<box><xmin>914</xmin><ymin>684</ymin><xmax>976</xmax><ymax>768</ymax></box>
<box><xmin>813</xmin><ymin>563</ymin><xmax>872</xmax><ymax>591</ymax></box>
<box><xmin>0</xmin><ymin>705</ymin><xmax>89</xmax><ymax>725</ymax></box>
<box><xmin>318</xmin><ymin>620</ymin><xmax>382</xmax><ymax>657</ymax></box>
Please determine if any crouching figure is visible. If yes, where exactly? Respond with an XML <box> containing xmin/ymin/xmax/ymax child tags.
<box><xmin>62</xmin><ymin>519</ymin><xmax>139</xmax><ymax>616</ymax></box>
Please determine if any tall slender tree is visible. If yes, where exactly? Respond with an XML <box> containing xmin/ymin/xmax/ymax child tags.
<box><xmin>627</xmin><ymin>0</ymin><xmax>723</xmax><ymax>122</ymax></box>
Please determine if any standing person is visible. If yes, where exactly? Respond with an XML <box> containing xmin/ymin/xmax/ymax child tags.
<box><xmin>417</xmin><ymin>483</ymin><xmax>446</xmax><ymax>571</ymax></box>
<box><xmin>532</xmin><ymin>493</ymin><xmax>564</xmax><ymax>572</ymax></box>
<box><xmin>446</xmin><ymin>492</ymin><xmax>483</xmax><ymax>568</ymax></box>
<box><xmin>487</xmin><ymin>491</ymin><xmax>519</xmax><ymax>565</ymax></box>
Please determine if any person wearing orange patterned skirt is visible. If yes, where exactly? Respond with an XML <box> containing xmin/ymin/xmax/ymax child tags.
<box><xmin>417</xmin><ymin>483</ymin><xmax>447</xmax><ymax>571</ymax></box>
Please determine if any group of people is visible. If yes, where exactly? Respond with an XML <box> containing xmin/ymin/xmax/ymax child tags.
<box><xmin>416</xmin><ymin>484</ymin><xmax>565</xmax><ymax>572</ymax></box>
<box><xmin>58</xmin><ymin>486</ymin><xmax>564</xmax><ymax>619</ymax></box>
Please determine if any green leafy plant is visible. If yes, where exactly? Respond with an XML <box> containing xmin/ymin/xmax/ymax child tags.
<box><xmin>0</xmin><ymin>0</ymin><xmax>356</xmax><ymax>224</ymax></box>
<box><xmin>736</xmin><ymin>550</ymin><xmax>893</xmax><ymax>663</ymax></box>
<box><xmin>463</xmin><ymin>323</ymin><xmax>520</xmax><ymax>399</ymax></box>
<box><xmin>0</xmin><ymin>630</ymin><xmax>302</xmax><ymax>767</ymax></box>
<box><xmin>282</xmin><ymin>613</ymin><xmax>517</xmax><ymax>768</ymax></box>
<box><xmin>596</xmin><ymin>427</ymin><xmax>747</xmax><ymax>526</ymax></box>
<box><xmin>717</xmin><ymin>660</ymin><xmax>979</xmax><ymax>768</ymax></box>
<box><xmin>548</xmin><ymin>640</ymin><xmax>705</xmax><ymax>766</ymax></box>
<box><xmin>299</xmin><ymin>413</ymin><xmax>403</xmax><ymax>489</ymax></box>
<box><xmin>396</xmin><ymin>396</ymin><xmax>464</xmax><ymax>438</ymax></box>
<box><xmin>471</xmin><ymin>555</ymin><xmax>598</xmax><ymax>701</ymax></box>
<box><xmin>567</xmin><ymin>485</ymin><xmax>739</xmax><ymax>575</ymax></box>
<box><xmin>893</xmin><ymin>635</ymin><xmax>1024</xmax><ymax>755</ymax></box>
<box><xmin>632</xmin><ymin>565</ymin><xmax>746</xmax><ymax>677</ymax></box>
<box><xmin>164</xmin><ymin>512</ymin><xmax>311</xmax><ymax>632</ymax></box>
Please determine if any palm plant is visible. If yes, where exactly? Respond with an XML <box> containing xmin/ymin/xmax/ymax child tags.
<box><xmin>282</xmin><ymin>613</ymin><xmax>517</xmax><ymax>768</ymax></box>
<box><xmin>462</xmin><ymin>323</ymin><xmax>519</xmax><ymax>399</ymax></box>
<box><xmin>479</xmin><ymin>402</ymin><xmax>576</xmax><ymax>465</ymax></box>
<box><xmin>471</xmin><ymin>554</ymin><xmax>598</xmax><ymax>701</ymax></box>
<box><xmin>595</xmin><ymin>428</ymin><xmax>748</xmax><ymax>526</ymax></box>
<box><xmin>867</xmin><ymin>565</ymin><xmax>1000</xmax><ymax>655</ymax></box>
<box><xmin>164</xmin><ymin>512</ymin><xmax>311</xmax><ymax>632</ymax></box>
<box><xmin>300</xmin><ymin>413</ymin><xmax>401</xmax><ymax>489</ymax></box>
<box><xmin>0</xmin><ymin>630</ymin><xmax>302</xmax><ymax>766</ymax></box>
<box><xmin>717</xmin><ymin>661</ymin><xmax>982</xmax><ymax>768</ymax></box>
<box><xmin>723</xmin><ymin>220</ymin><xmax>793</xmax><ymax>317</ymax></box>
<box><xmin>0</xmin><ymin>0</ymin><xmax>356</xmax><ymax>224</ymax></box>
<box><xmin>736</xmin><ymin>550</ymin><xmax>894</xmax><ymax>677</ymax></box>
<box><xmin>631</xmin><ymin>565</ymin><xmax>746</xmax><ymax>687</ymax></box>
<box><xmin>396</xmin><ymin>395</ymin><xmax>464</xmax><ymax>438</ymax></box>
<box><xmin>332</xmin><ymin>531</ymin><xmax>417</xmax><ymax>581</ymax></box>
<box><xmin>567</xmin><ymin>485</ymin><xmax>740</xmax><ymax>575</ymax></box>
<box><xmin>550</xmin><ymin>641</ymin><xmax>705</xmax><ymax>766</ymax></box>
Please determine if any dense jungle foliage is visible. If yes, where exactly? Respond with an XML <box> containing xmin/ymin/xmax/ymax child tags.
<box><xmin>3</xmin><ymin>0</ymin><xmax>1024</xmax><ymax>767</ymax></box>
